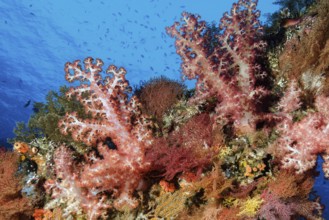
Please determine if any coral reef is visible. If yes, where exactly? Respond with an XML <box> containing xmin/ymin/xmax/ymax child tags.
<box><xmin>0</xmin><ymin>148</ymin><xmax>34</xmax><ymax>219</ymax></box>
<box><xmin>7</xmin><ymin>0</ymin><xmax>329</xmax><ymax>219</ymax></box>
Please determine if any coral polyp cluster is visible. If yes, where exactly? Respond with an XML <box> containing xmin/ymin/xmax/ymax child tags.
<box><xmin>4</xmin><ymin>0</ymin><xmax>329</xmax><ymax>219</ymax></box>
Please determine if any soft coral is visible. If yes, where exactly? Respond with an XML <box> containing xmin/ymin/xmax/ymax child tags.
<box><xmin>58</xmin><ymin>57</ymin><xmax>153</xmax><ymax>210</ymax></box>
<box><xmin>273</xmin><ymin>82</ymin><xmax>329</xmax><ymax>177</ymax></box>
<box><xmin>146</xmin><ymin>114</ymin><xmax>215</xmax><ymax>180</ymax></box>
<box><xmin>167</xmin><ymin>0</ymin><xmax>268</xmax><ymax>133</ymax></box>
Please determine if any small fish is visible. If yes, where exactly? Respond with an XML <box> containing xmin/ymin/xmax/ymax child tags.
<box><xmin>24</xmin><ymin>99</ymin><xmax>31</xmax><ymax>108</ymax></box>
<box><xmin>282</xmin><ymin>12</ymin><xmax>319</xmax><ymax>30</ymax></box>
<box><xmin>280</xmin><ymin>18</ymin><xmax>302</xmax><ymax>28</ymax></box>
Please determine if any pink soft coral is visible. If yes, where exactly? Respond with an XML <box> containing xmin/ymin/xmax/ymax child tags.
<box><xmin>58</xmin><ymin>57</ymin><xmax>153</xmax><ymax>210</ymax></box>
<box><xmin>274</xmin><ymin>81</ymin><xmax>329</xmax><ymax>178</ymax></box>
<box><xmin>259</xmin><ymin>190</ymin><xmax>322</xmax><ymax>220</ymax></box>
<box><xmin>44</xmin><ymin>146</ymin><xmax>110</xmax><ymax>219</ymax></box>
<box><xmin>259</xmin><ymin>190</ymin><xmax>293</xmax><ymax>220</ymax></box>
<box><xmin>167</xmin><ymin>0</ymin><xmax>267</xmax><ymax>133</ymax></box>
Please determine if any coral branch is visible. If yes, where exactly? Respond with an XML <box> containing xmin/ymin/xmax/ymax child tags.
<box><xmin>59</xmin><ymin>57</ymin><xmax>142</xmax><ymax>147</ymax></box>
<box><xmin>44</xmin><ymin>146</ymin><xmax>110</xmax><ymax>219</ymax></box>
<box><xmin>274</xmin><ymin>82</ymin><xmax>329</xmax><ymax>177</ymax></box>
<box><xmin>167</xmin><ymin>0</ymin><xmax>267</xmax><ymax>133</ymax></box>
<box><xmin>58</xmin><ymin>57</ymin><xmax>153</xmax><ymax>210</ymax></box>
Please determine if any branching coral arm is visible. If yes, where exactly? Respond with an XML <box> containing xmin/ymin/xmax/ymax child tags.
<box><xmin>219</xmin><ymin>0</ymin><xmax>266</xmax><ymax>93</ymax></box>
<box><xmin>167</xmin><ymin>13</ymin><xmax>220</xmax><ymax>101</ymax></box>
<box><xmin>58</xmin><ymin>57</ymin><xmax>153</xmax><ymax>210</ymax></box>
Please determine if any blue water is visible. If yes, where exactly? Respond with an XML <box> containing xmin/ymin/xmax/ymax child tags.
<box><xmin>0</xmin><ymin>0</ymin><xmax>278</xmax><ymax>141</ymax></box>
<box><xmin>314</xmin><ymin>157</ymin><xmax>329</xmax><ymax>219</ymax></box>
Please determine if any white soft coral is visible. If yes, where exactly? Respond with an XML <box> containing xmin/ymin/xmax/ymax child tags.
<box><xmin>274</xmin><ymin>82</ymin><xmax>329</xmax><ymax>177</ymax></box>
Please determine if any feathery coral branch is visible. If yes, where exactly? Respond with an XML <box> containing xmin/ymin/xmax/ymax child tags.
<box><xmin>167</xmin><ymin>0</ymin><xmax>267</xmax><ymax>133</ymax></box>
<box><xmin>58</xmin><ymin>57</ymin><xmax>153</xmax><ymax>210</ymax></box>
<box><xmin>274</xmin><ymin>82</ymin><xmax>329</xmax><ymax>177</ymax></box>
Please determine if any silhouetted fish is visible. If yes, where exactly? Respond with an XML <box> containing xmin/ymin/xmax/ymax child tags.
<box><xmin>280</xmin><ymin>12</ymin><xmax>318</xmax><ymax>29</ymax></box>
<box><xmin>280</xmin><ymin>18</ymin><xmax>302</xmax><ymax>28</ymax></box>
<box><xmin>24</xmin><ymin>99</ymin><xmax>31</xmax><ymax>108</ymax></box>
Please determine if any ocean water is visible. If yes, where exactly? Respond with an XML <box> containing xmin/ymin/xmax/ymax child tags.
<box><xmin>315</xmin><ymin>157</ymin><xmax>329</xmax><ymax>219</ymax></box>
<box><xmin>0</xmin><ymin>0</ymin><xmax>278</xmax><ymax>142</ymax></box>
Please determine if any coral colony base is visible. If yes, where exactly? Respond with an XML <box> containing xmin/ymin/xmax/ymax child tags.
<box><xmin>1</xmin><ymin>0</ymin><xmax>329</xmax><ymax>219</ymax></box>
